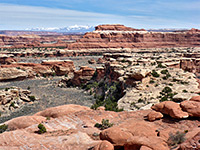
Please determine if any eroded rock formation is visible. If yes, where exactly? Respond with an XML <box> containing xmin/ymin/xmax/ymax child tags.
<box><xmin>67</xmin><ymin>25</ymin><xmax>200</xmax><ymax>49</ymax></box>
<box><xmin>0</xmin><ymin>103</ymin><xmax>199</xmax><ymax>150</ymax></box>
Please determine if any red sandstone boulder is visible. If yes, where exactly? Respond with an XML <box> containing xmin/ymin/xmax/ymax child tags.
<box><xmin>151</xmin><ymin>101</ymin><xmax>189</xmax><ymax>119</ymax></box>
<box><xmin>100</xmin><ymin>121</ymin><xmax>158</xmax><ymax>147</ymax></box>
<box><xmin>124</xmin><ymin>136</ymin><xmax>169</xmax><ymax>150</ymax></box>
<box><xmin>189</xmin><ymin>96</ymin><xmax>200</xmax><ymax>102</ymax></box>
<box><xmin>92</xmin><ymin>140</ymin><xmax>114</xmax><ymax>150</ymax></box>
<box><xmin>100</xmin><ymin>127</ymin><xmax>133</xmax><ymax>146</ymax></box>
<box><xmin>147</xmin><ymin>111</ymin><xmax>163</xmax><ymax>121</ymax></box>
<box><xmin>180</xmin><ymin>100</ymin><xmax>200</xmax><ymax>117</ymax></box>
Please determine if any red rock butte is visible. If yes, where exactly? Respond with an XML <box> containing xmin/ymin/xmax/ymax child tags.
<box><xmin>67</xmin><ymin>24</ymin><xmax>200</xmax><ymax>49</ymax></box>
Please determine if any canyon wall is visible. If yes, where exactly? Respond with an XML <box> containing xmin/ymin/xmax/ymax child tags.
<box><xmin>0</xmin><ymin>34</ymin><xmax>82</xmax><ymax>48</ymax></box>
<box><xmin>67</xmin><ymin>25</ymin><xmax>200</xmax><ymax>49</ymax></box>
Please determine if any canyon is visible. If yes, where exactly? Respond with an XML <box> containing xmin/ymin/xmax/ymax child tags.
<box><xmin>0</xmin><ymin>24</ymin><xmax>200</xmax><ymax>150</ymax></box>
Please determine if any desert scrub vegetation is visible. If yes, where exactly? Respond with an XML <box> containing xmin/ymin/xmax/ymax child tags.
<box><xmin>159</xmin><ymin>86</ymin><xmax>177</xmax><ymax>102</ymax></box>
<box><xmin>156</xmin><ymin>62</ymin><xmax>166</xmax><ymax>68</ymax></box>
<box><xmin>94</xmin><ymin>119</ymin><xmax>113</xmax><ymax>130</ymax></box>
<box><xmin>151</xmin><ymin>70</ymin><xmax>160</xmax><ymax>78</ymax></box>
<box><xmin>28</xmin><ymin>95</ymin><xmax>36</xmax><ymax>101</ymax></box>
<box><xmin>167</xmin><ymin>131</ymin><xmax>186</xmax><ymax>147</ymax></box>
<box><xmin>90</xmin><ymin>81</ymin><xmax>124</xmax><ymax>112</ymax></box>
<box><xmin>0</xmin><ymin>124</ymin><xmax>8</xmax><ymax>133</ymax></box>
<box><xmin>37</xmin><ymin>123</ymin><xmax>47</xmax><ymax>134</ymax></box>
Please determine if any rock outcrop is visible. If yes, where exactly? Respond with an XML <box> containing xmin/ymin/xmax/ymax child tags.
<box><xmin>0</xmin><ymin>86</ymin><xmax>38</xmax><ymax>113</ymax></box>
<box><xmin>0</xmin><ymin>67</ymin><xmax>30</xmax><ymax>81</ymax></box>
<box><xmin>151</xmin><ymin>101</ymin><xmax>189</xmax><ymax>119</ymax></box>
<box><xmin>0</xmin><ymin>103</ymin><xmax>199</xmax><ymax>150</ymax></box>
<box><xmin>0</xmin><ymin>34</ymin><xmax>82</xmax><ymax>48</ymax></box>
<box><xmin>0</xmin><ymin>60</ymin><xmax>75</xmax><ymax>81</ymax></box>
<box><xmin>67</xmin><ymin>24</ymin><xmax>200</xmax><ymax>49</ymax></box>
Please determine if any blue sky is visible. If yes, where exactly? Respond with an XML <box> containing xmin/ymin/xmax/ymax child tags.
<box><xmin>0</xmin><ymin>0</ymin><xmax>199</xmax><ymax>30</ymax></box>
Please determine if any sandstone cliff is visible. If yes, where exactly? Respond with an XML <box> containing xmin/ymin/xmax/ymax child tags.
<box><xmin>67</xmin><ymin>25</ymin><xmax>200</xmax><ymax>49</ymax></box>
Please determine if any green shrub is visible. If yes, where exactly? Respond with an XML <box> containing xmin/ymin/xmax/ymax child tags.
<box><xmin>151</xmin><ymin>70</ymin><xmax>160</xmax><ymax>78</ymax></box>
<box><xmin>159</xmin><ymin>86</ymin><xmax>177</xmax><ymax>102</ymax></box>
<box><xmin>37</xmin><ymin>123</ymin><xmax>47</xmax><ymax>134</ymax></box>
<box><xmin>149</xmin><ymin>80</ymin><xmax>155</xmax><ymax>84</ymax></box>
<box><xmin>28</xmin><ymin>96</ymin><xmax>36</xmax><ymax>101</ymax></box>
<box><xmin>94</xmin><ymin>119</ymin><xmax>113</xmax><ymax>130</ymax></box>
<box><xmin>91</xmin><ymin>82</ymin><xmax>123</xmax><ymax>112</ymax></box>
<box><xmin>0</xmin><ymin>124</ymin><xmax>8</xmax><ymax>133</ymax></box>
<box><xmin>161</xmin><ymin>69</ymin><xmax>168</xmax><ymax>74</ymax></box>
<box><xmin>182</xmin><ymin>90</ymin><xmax>188</xmax><ymax>93</ymax></box>
<box><xmin>167</xmin><ymin>131</ymin><xmax>186</xmax><ymax>146</ymax></box>
<box><xmin>157</xmin><ymin>63</ymin><xmax>166</xmax><ymax>68</ymax></box>
<box><xmin>138</xmin><ymin>98</ymin><xmax>144</xmax><ymax>103</ymax></box>
<box><xmin>161</xmin><ymin>86</ymin><xmax>172</xmax><ymax>94</ymax></box>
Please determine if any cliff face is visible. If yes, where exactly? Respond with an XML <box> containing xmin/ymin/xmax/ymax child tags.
<box><xmin>0</xmin><ymin>34</ymin><xmax>82</xmax><ymax>48</ymax></box>
<box><xmin>67</xmin><ymin>25</ymin><xmax>200</xmax><ymax>49</ymax></box>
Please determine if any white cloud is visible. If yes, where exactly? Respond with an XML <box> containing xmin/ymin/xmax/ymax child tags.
<box><xmin>0</xmin><ymin>3</ymin><xmax>127</xmax><ymax>29</ymax></box>
<box><xmin>0</xmin><ymin>3</ymin><xmax>199</xmax><ymax>30</ymax></box>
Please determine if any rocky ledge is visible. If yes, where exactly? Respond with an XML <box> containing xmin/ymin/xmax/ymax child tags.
<box><xmin>0</xmin><ymin>86</ymin><xmax>38</xmax><ymax>114</ymax></box>
<box><xmin>0</xmin><ymin>60</ymin><xmax>75</xmax><ymax>81</ymax></box>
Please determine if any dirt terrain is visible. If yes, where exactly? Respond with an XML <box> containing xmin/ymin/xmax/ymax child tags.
<box><xmin>0</xmin><ymin>56</ymin><xmax>101</xmax><ymax>123</ymax></box>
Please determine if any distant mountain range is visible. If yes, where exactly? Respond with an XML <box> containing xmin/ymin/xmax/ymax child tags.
<box><xmin>0</xmin><ymin>25</ymin><xmax>189</xmax><ymax>36</ymax></box>
<box><xmin>26</xmin><ymin>25</ymin><xmax>95</xmax><ymax>33</ymax></box>
<box><xmin>147</xmin><ymin>28</ymin><xmax>188</xmax><ymax>32</ymax></box>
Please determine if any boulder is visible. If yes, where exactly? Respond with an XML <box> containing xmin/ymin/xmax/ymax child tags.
<box><xmin>151</xmin><ymin>101</ymin><xmax>189</xmax><ymax>119</ymax></box>
<box><xmin>180</xmin><ymin>100</ymin><xmax>200</xmax><ymax>117</ymax></box>
<box><xmin>127</xmin><ymin>68</ymin><xmax>151</xmax><ymax>80</ymax></box>
<box><xmin>100</xmin><ymin>127</ymin><xmax>133</xmax><ymax>146</ymax></box>
<box><xmin>92</xmin><ymin>140</ymin><xmax>114</xmax><ymax>150</ymax></box>
<box><xmin>124</xmin><ymin>136</ymin><xmax>169</xmax><ymax>150</ymax></box>
<box><xmin>100</xmin><ymin>121</ymin><xmax>158</xmax><ymax>146</ymax></box>
<box><xmin>189</xmin><ymin>96</ymin><xmax>200</xmax><ymax>102</ymax></box>
<box><xmin>147</xmin><ymin>111</ymin><xmax>163</xmax><ymax>121</ymax></box>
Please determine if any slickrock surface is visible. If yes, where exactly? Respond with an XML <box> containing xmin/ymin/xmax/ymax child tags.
<box><xmin>0</xmin><ymin>104</ymin><xmax>199</xmax><ymax>150</ymax></box>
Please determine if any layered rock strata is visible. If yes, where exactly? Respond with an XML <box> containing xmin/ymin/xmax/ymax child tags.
<box><xmin>67</xmin><ymin>25</ymin><xmax>200</xmax><ymax>49</ymax></box>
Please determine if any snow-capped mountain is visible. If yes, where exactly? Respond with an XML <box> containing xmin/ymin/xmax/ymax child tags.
<box><xmin>27</xmin><ymin>25</ymin><xmax>94</xmax><ymax>33</ymax></box>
